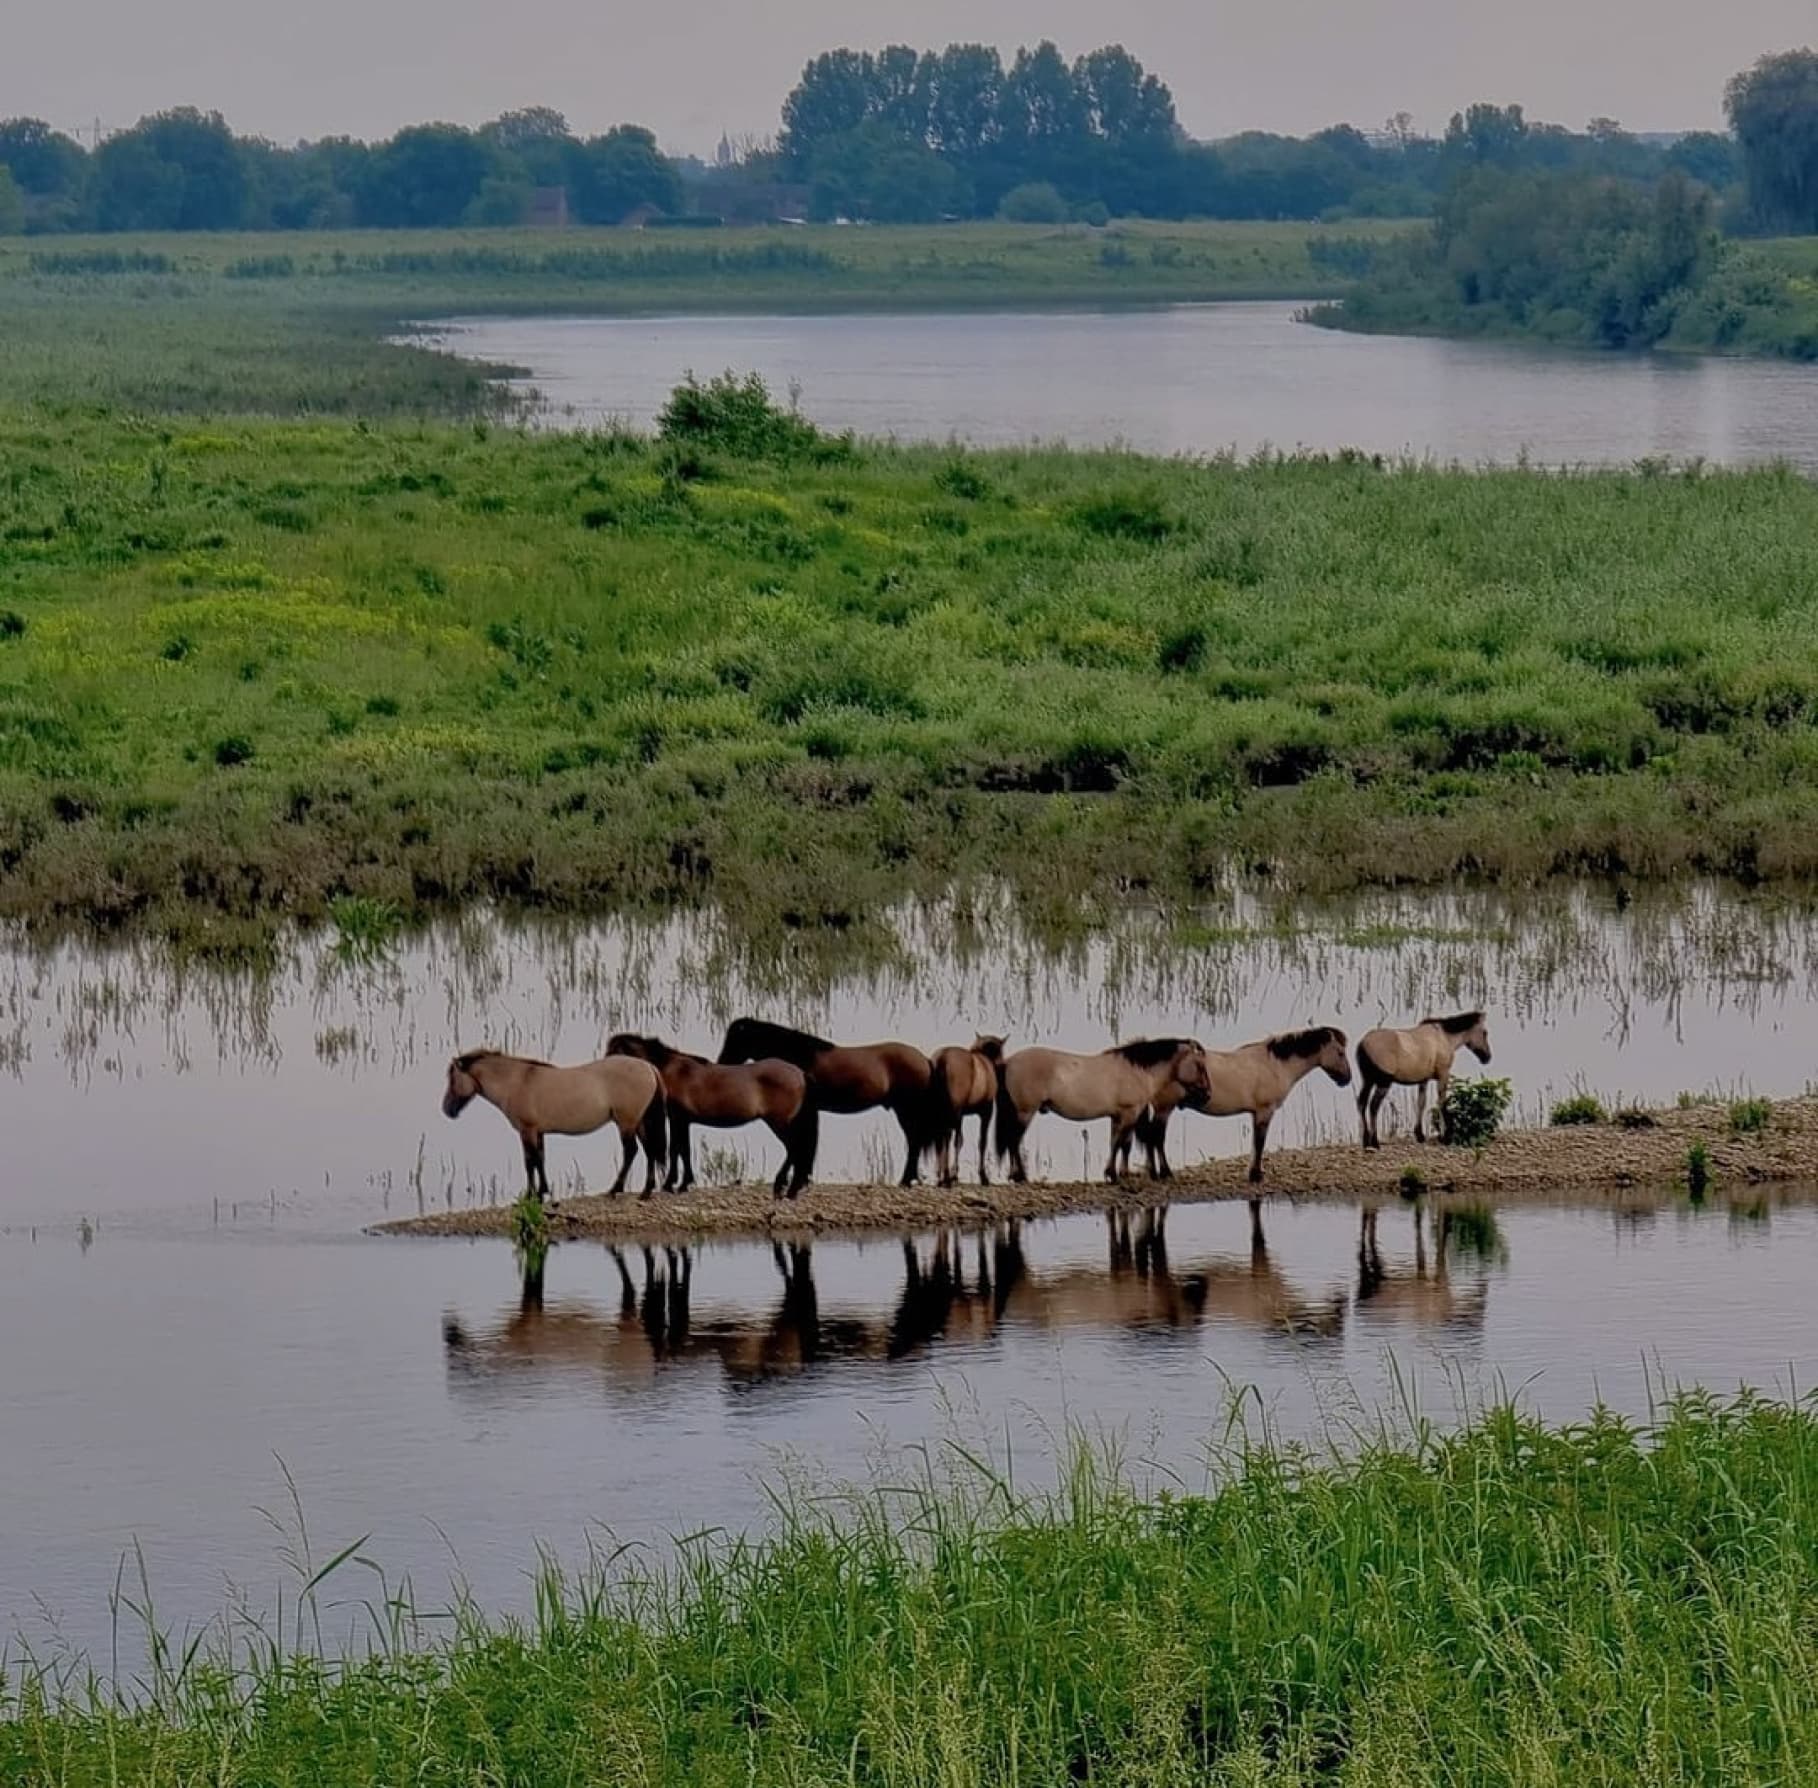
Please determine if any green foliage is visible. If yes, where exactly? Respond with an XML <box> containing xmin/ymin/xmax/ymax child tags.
<box><xmin>0</xmin><ymin>609</ymin><xmax>25</xmax><ymax>640</ymax></box>
<box><xmin>1398</xmin><ymin>1163</ymin><xmax>1429</xmax><ymax>1198</ymax></box>
<box><xmin>6</xmin><ymin>413</ymin><xmax>1818</xmax><ymax>943</ymax></box>
<box><xmin>510</xmin><ymin>1194</ymin><xmax>550</xmax><ymax>1257</ymax></box>
<box><xmin>998</xmin><ymin>180</ymin><xmax>1069</xmax><ymax>223</ymax></box>
<box><xmin>0</xmin><ymin>167</ymin><xmax>23</xmax><ymax>237</ymax></box>
<box><xmin>1729</xmin><ymin>1096</ymin><xmax>1772</xmax><ymax>1136</ymax></box>
<box><xmin>1686</xmin><ymin>1138</ymin><xmax>1712</xmax><ymax>1196</ymax></box>
<box><xmin>211</xmin><ymin>734</ymin><xmax>254</xmax><ymax>767</ymax></box>
<box><xmin>1725</xmin><ymin>50</ymin><xmax>1818</xmax><ymax>234</ymax></box>
<box><xmin>657</xmin><ymin>371</ymin><xmax>834</xmax><ymax>459</ymax></box>
<box><xmin>12</xmin><ymin>1398</ymin><xmax>1818</xmax><ymax>1783</ymax></box>
<box><xmin>1613</xmin><ymin>1105</ymin><xmax>1657</xmax><ymax>1130</ymax></box>
<box><xmin>328</xmin><ymin>895</ymin><xmax>402</xmax><ymax>964</ymax></box>
<box><xmin>1441</xmin><ymin>1075</ymin><xmax>1514</xmax><ymax>1148</ymax></box>
<box><xmin>1549</xmin><ymin>1092</ymin><xmax>1606</xmax><ymax>1126</ymax></box>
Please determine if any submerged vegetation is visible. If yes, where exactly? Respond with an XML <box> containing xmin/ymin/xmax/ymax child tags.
<box><xmin>6</xmin><ymin>395</ymin><xmax>1818</xmax><ymax>944</ymax></box>
<box><xmin>9</xmin><ymin>1396</ymin><xmax>1818</xmax><ymax>1783</ymax></box>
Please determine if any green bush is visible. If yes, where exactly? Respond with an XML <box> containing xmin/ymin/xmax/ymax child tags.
<box><xmin>1441</xmin><ymin>1075</ymin><xmax>1514</xmax><ymax>1148</ymax></box>
<box><xmin>998</xmin><ymin>181</ymin><xmax>1069</xmax><ymax>224</ymax></box>
<box><xmin>657</xmin><ymin>371</ymin><xmax>832</xmax><ymax>461</ymax></box>
<box><xmin>1729</xmin><ymin>1097</ymin><xmax>1772</xmax><ymax>1136</ymax></box>
<box><xmin>1550</xmin><ymin>1092</ymin><xmax>1606</xmax><ymax>1126</ymax></box>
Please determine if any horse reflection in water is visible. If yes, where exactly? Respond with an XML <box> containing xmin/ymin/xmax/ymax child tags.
<box><xmin>1354</xmin><ymin>1203</ymin><xmax>1493</xmax><ymax>1332</ymax></box>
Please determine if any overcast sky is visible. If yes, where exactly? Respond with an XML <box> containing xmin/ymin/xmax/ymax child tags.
<box><xmin>10</xmin><ymin>0</ymin><xmax>1813</xmax><ymax>155</ymax></box>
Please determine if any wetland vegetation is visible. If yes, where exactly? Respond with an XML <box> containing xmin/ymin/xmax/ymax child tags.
<box><xmin>10</xmin><ymin>1394</ymin><xmax>1818</xmax><ymax>1784</ymax></box>
<box><xmin>6</xmin><ymin>393</ymin><xmax>1818</xmax><ymax>948</ymax></box>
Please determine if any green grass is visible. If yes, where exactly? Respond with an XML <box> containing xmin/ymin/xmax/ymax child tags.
<box><xmin>1729</xmin><ymin>1096</ymin><xmax>1773</xmax><ymax>1136</ymax></box>
<box><xmin>8</xmin><ymin>407</ymin><xmax>1818</xmax><ymax>945</ymax></box>
<box><xmin>9</xmin><ymin>1396</ymin><xmax>1818</xmax><ymax>1783</ymax></box>
<box><xmin>0</xmin><ymin>220</ymin><xmax>1399</xmax><ymax>416</ymax></box>
<box><xmin>1549</xmin><ymin>1092</ymin><xmax>1607</xmax><ymax>1126</ymax></box>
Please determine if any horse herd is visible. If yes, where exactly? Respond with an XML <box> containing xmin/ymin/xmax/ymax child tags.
<box><xmin>442</xmin><ymin>1011</ymin><xmax>1494</xmax><ymax>1202</ymax></box>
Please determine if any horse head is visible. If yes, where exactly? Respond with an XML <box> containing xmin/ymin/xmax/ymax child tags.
<box><xmin>718</xmin><ymin>1018</ymin><xmax>759</xmax><ymax>1065</ymax></box>
<box><xmin>972</xmin><ymin>1034</ymin><xmax>1007</xmax><ymax>1062</ymax></box>
<box><xmin>443</xmin><ymin>1051</ymin><xmax>486</xmax><ymax>1118</ymax></box>
<box><xmin>1316</xmin><ymin>1027</ymin><xmax>1353</xmax><ymax>1086</ymax></box>
<box><xmin>606</xmin><ymin>1032</ymin><xmax>654</xmax><ymax>1062</ymax></box>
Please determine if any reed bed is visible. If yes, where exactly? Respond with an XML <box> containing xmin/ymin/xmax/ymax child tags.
<box><xmin>7</xmin><ymin>1394</ymin><xmax>1818</xmax><ymax>1783</ymax></box>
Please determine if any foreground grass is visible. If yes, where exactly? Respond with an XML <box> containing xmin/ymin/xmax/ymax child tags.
<box><xmin>0</xmin><ymin>221</ymin><xmax>1393</xmax><ymax>416</ymax></box>
<box><xmin>6</xmin><ymin>413</ymin><xmax>1818</xmax><ymax>944</ymax></box>
<box><xmin>8</xmin><ymin>1396</ymin><xmax>1818</xmax><ymax>1783</ymax></box>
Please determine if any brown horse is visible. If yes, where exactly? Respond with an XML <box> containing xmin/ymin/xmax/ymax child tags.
<box><xmin>606</xmin><ymin>1033</ymin><xmax>818</xmax><ymax>1199</ymax></box>
<box><xmin>1136</xmin><ymin>1025</ymin><xmax>1352</xmax><ymax>1185</ymax></box>
<box><xmin>1355</xmin><ymin>1011</ymin><xmax>1492</xmax><ymax>1147</ymax></box>
<box><xmin>717</xmin><ymin>1018</ymin><xmax>937</xmax><ymax>1186</ymax></box>
<box><xmin>930</xmin><ymin>1035</ymin><xmax>1005</xmax><ymax>1187</ymax></box>
<box><xmin>442</xmin><ymin>1049</ymin><xmax>667</xmax><ymax>1200</ymax></box>
<box><xmin>995</xmin><ymin>1038</ymin><xmax>1209</xmax><ymax>1183</ymax></box>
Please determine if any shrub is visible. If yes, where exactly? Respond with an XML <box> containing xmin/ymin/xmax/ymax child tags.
<box><xmin>1398</xmin><ymin>1164</ymin><xmax>1428</xmax><ymax>1198</ymax></box>
<box><xmin>657</xmin><ymin>372</ymin><xmax>828</xmax><ymax>460</ymax></box>
<box><xmin>1729</xmin><ymin>1097</ymin><xmax>1772</xmax><ymax>1136</ymax></box>
<box><xmin>1441</xmin><ymin>1076</ymin><xmax>1513</xmax><ymax>1148</ymax></box>
<box><xmin>1071</xmin><ymin>487</ymin><xmax>1174</xmax><ymax>542</ymax></box>
<box><xmin>160</xmin><ymin>634</ymin><xmax>194</xmax><ymax>662</ymax></box>
<box><xmin>0</xmin><ymin>609</ymin><xmax>25</xmax><ymax>640</ymax></box>
<box><xmin>329</xmin><ymin>894</ymin><xmax>402</xmax><ymax>963</ymax></box>
<box><xmin>1614</xmin><ymin>1106</ymin><xmax>1658</xmax><ymax>1130</ymax></box>
<box><xmin>1686</xmin><ymin>1139</ymin><xmax>1712</xmax><ymax>1196</ymax></box>
<box><xmin>213</xmin><ymin>735</ymin><xmax>255</xmax><ymax>767</ymax></box>
<box><xmin>1076</xmin><ymin>199</ymin><xmax>1111</xmax><ymax>227</ymax></box>
<box><xmin>998</xmin><ymin>181</ymin><xmax>1069</xmax><ymax>225</ymax></box>
<box><xmin>1550</xmin><ymin>1093</ymin><xmax>1606</xmax><ymax>1126</ymax></box>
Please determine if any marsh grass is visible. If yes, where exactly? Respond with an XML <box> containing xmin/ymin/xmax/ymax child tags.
<box><xmin>10</xmin><ymin>1395</ymin><xmax>1818</xmax><ymax>1784</ymax></box>
<box><xmin>1548</xmin><ymin>1092</ymin><xmax>1606</xmax><ymax>1126</ymax></box>
<box><xmin>8</xmin><ymin>409</ymin><xmax>1818</xmax><ymax>945</ymax></box>
<box><xmin>1729</xmin><ymin>1096</ymin><xmax>1773</xmax><ymax>1136</ymax></box>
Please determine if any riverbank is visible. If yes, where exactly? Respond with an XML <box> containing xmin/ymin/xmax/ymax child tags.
<box><xmin>9</xmin><ymin>408</ymin><xmax>1818</xmax><ymax>950</ymax></box>
<box><xmin>8</xmin><ymin>1393</ymin><xmax>1818</xmax><ymax>1784</ymax></box>
<box><xmin>0</xmin><ymin>220</ymin><xmax>1391</xmax><ymax>415</ymax></box>
<box><xmin>377</xmin><ymin>1094</ymin><xmax>1818</xmax><ymax>1243</ymax></box>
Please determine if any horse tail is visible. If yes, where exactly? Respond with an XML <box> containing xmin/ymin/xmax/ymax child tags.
<box><xmin>639</xmin><ymin>1083</ymin><xmax>669</xmax><ymax>1175</ymax></box>
<box><xmin>921</xmin><ymin>1059</ymin><xmax>958</xmax><ymax>1167</ymax></box>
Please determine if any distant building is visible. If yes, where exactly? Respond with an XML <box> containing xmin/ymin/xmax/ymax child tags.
<box><xmin>716</xmin><ymin>132</ymin><xmax>735</xmax><ymax>169</ymax></box>
<box><xmin>528</xmin><ymin>186</ymin><xmax>570</xmax><ymax>230</ymax></box>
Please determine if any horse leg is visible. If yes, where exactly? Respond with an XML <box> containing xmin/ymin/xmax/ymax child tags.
<box><xmin>976</xmin><ymin>1107</ymin><xmax>992</xmax><ymax>1186</ymax></box>
<box><xmin>896</xmin><ymin>1105</ymin><xmax>921</xmax><ymax>1187</ymax></box>
<box><xmin>609</xmin><ymin>1127</ymin><xmax>636</xmax><ymax>1198</ymax></box>
<box><xmin>519</xmin><ymin>1132</ymin><xmax>541</xmax><ymax>1200</ymax></box>
<box><xmin>1413</xmin><ymin>1081</ymin><xmax>1430</xmax><ymax>1143</ymax></box>
<box><xmin>1248</xmin><ymin>1110</ymin><xmax>1274</xmax><ymax>1186</ymax></box>
<box><xmin>665</xmin><ymin>1117</ymin><xmax>688</xmax><ymax>1192</ymax></box>
<box><xmin>1106</xmin><ymin>1114</ymin><xmax>1137</xmax><ymax>1182</ymax></box>
<box><xmin>1357</xmin><ymin>1076</ymin><xmax>1376</xmax><ymax>1147</ymax></box>
<box><xmin>1433</xmin><ymin>1071</ymin><xmax>1451</xmax><ymax>1143</ymax></box>
<box><xmin>1368</xmin><ymin>1081</ymin><xmax>1392</xmax><ymax>1147</ymax></box>
<box><xmin>640</xmin><ymin>1125</ymin><xmax>662</xmax><ymax>1198</ymax></box>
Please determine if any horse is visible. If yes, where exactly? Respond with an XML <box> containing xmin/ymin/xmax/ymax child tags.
<box><xmin>1354</xmin><ymin>1011</ymin><xmax>1492</xmax><ymax>1147</ymax></box>
<box><xmin>929</xmin><ymin>1035</ymin><xmax>1005</xmax><ymax>1187</ymax></box>
<box><xmin>606</xmin><ymin>1033</ymin><xmax>819</xmax><ymax>1199</ymax></box>
<box><xmin>441</xmin><ymin>1049</ymin><xmax>667</xmax><ymax>1201</ymax></box>
<box><xmin>716</xmin><ymin>1018</ymin><xmax>937</xmax><ymax>1186</ymax></box>
<box><xmin>994</xmin><ymin>1037</ymin><xmax>1208</xmax><ymax>1183</ymax></box>
<box><xmin>1135</xmin><ymin>1025</ymin><xmax>1352</xmax><ymax>1186</ymax></box>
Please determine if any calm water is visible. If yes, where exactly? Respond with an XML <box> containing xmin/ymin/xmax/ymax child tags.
<box><xmin>7</xmin><ymin>885</ymin><xmax>1818</xmax><ymax>1659</ymax></box>
<box><xmin>426</xmin><ymin>303</ymin><xmax>1818</xmax><ymax>470</ymax></box>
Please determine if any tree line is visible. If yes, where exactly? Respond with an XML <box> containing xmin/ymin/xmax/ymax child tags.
<box><xmin>1</xmin><ymin>45</ymin><xmax>1815</xmax><ymax>237</ymax></box>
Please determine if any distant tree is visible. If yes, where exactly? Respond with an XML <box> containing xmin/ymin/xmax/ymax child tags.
<box><xmin>999</xmin><ymin>40</ymin><xmax>1087</xmax><ymax>155</ymax></box>
<box><xmin>997</xmin><ymin>179</ymin><xmax>1068</xmax><ymax>222</ymax></box>
<box><xmin>780</xmin><ymin>49</ymin><xmax>880</xmax><ymax>174</ymax></box>
<box><xmin>808</xmin><ymin>119</ymin><xmax>959</xmax><ymax>221</ymax></box>
<box><xmin>0</xmin><ymin>118</ymin><xmax>86</xmax><ymax>197</ymax></box>
<box><xmin>1073</xmin><ymin>45</ymin><xmax>1175</xmax><ymax>148</ymax></box>
<box><xmin>358</xmin><ymin>123</ymin><xmax>493</xmax><ymax>227</ymax></box>
<box><xmin>483</xmin><ymin>107</ymin><xmax>573</xmax><ymax>188</ymax></box>
<box><xmin>1665</xmin><ymin>129</ymin><xmax>1742</xmax><ymax>192</ymax></box>
<box><xmin>1443</xmin><ymin>102</ymin><xmax>1529</xmax><ymax>169</ymax></box>
<box><xmin>466</xmin><ymin>175</ymin><xmax>533</xmax><ymax>225</ymax></box>
<box><xmin>1725</xmin><ymin>49</ymin><xmax>1818</xmax><ymax>232</ymax></box>
<box><xmin>0</xmin><ymin>168</ymin><xmax>24</xmax><ymax>235</ymax></box>
<box><xmin>93</xmin><ymin>108</ymin><xmax>247</xmax><ymax>230</ymax></box>
<box><xmin>568</xmin><ymin>125</ymin><xmax>682</xmax><ymax>223</ymax></box>
<box><xmin>921</xmin><ymin>44</ymin><xmax>1005</xmax><ymax>162</ymax></box>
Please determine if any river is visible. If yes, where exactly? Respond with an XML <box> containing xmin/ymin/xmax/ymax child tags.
<box><xmin>424</xmin><ymin>302</ymin><xmax>1818</xmax><ymax>470</ymax></box>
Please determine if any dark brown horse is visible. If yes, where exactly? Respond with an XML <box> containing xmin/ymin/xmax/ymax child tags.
<box><xmin>930</xmin><ymin>1035</ymin><xmax>1005</xmax><ymax>1187</ymax></box>
<box><xmin>606</xmin><ymin>1033</ymin><xmax>819</xmax><ymax>1199</ymax></box>
<box><xmin>717</xmin><ymin>1018</ymin><xmax>937</xmax><ymax>1186</ymax></box>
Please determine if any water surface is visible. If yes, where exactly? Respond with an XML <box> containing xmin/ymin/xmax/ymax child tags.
<box><xmin>426</xmin><ymin>303</ymin><xmax>1818</xmax><ymax>470</ymax></box>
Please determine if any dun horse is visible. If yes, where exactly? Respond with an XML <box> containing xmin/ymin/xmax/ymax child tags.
<box><xmin>1354</xmin><ymin>1011</ymin><xmax>1492</xmax><ymax>1147</ymax></box>
<box><xmin>1136</xmin><ymin>1026</ymin><xmax>1352</xmax><ymax>1185</ymax></box>
<box><xmin>606</xmin><ymin>1033</ymin><xmax>819</xmax><ymax>1199</ymax></box>
<box><xmin>717</xmin><ymin>1019</ymin><xmax>937</xmax><ymax>1186</ymax></box>
<box><xmin>442</xmin><ymin>1049</ymin><xmax>667</xmax><ymax>1200</ymax></box>
<box><xmin>930</xmin><ymin>1035</ymin><xmax>1005</xmax><ymax>1187</ymax></box>
<box><xmin>995</xmin><ymin>1037</ymin><xmax>1208</xmax><ymax>1183</ymax></box>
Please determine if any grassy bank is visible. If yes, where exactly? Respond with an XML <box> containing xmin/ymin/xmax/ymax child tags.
<box><xmin>6</xmin><ymin>409</ymin><xmax>1818</xmax><ymax>945</ymax></box>
<box><xmin>8</xmin><ymin>1396</ymin><xmax>1818</xmax><ymax>1783</ymax></box>
<box><xmin>0</xmin><ymin>220</ymin><xmax>1394</xmax><ymax>416</ymax></box>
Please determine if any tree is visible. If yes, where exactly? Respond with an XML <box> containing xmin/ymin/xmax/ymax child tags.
<box><xmin>808</xmin><ymin>119</ymin><xmax>959</xmax><ymax>221</ymax></box>
<box><xmin>93</xmin><ymin>108</ymin><xmax>248</xmax><ymax>230</ymax></box>
<box><xmin>0</xmin><ymin>118</ymin><xmax>86</xmax><ymax>197</ymax></box>
<box><xmin>780</xmin><ymin>50</ymin><xmax>880</xmax><ymax>174</ymax></box>
<box><xmin>0</xmin><ymin>168</ymin><xmax>24</xmax><ymax>235</ymax></box>
<box><xmin>1000</xmin><ymin>41</ymin><xmax>1086</xmax><ymax>153</ymax></box>
<box><xmin>1725</xmin><ymin>49</ymin><xmax>1818</xmax><ymax>232</ymax></box>
<box><xmin>1443</xmin><ymin>103</ymin><xmax>1529</xmax><ymax>169</ymax></box>
<box><xmin>484</xmin><ymin>107</ymin><xmax>573</xmax><ymax>188</ymax></box>
<box><xmin>568</xmin><ymin>125</ymin><xmax>682</xmax><ymax>223</ymax></box>
<box><xmin>358</xmin><ymin>123</ymin><xmax>494</xmax><ymax>227</ymax></box>
<box><xmin>998</xmin><ymin>179</ymin><xmax>1068</xmax><ymax>222</ymax></box>
<box><xmin>1665</xmin><ymin>130</ymin><xmax>1742</xmax><ymax>192</ymax></box>
<box><xmin>921</xmin><ymin>44</ymin><xmax>1004</xmax><ymax>162</ymax></box>
<box><xmin>1073</xmin><ymin>45</ymin><xmax>1176</xmax><ymax>148</ymax></box>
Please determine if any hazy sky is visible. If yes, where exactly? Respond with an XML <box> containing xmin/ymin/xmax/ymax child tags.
<box><xmin>11</xmin><ymin>0</ymin><xmax>1813</xmax><ymax>156</ymax></box>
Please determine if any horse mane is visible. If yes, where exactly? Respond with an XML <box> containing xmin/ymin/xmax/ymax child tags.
<box><xmin>1421</xmin><ymin>1010</ymin><xmax>1486</xmax><ymax>1035</ymax></box>
<box><xmin>453</xmin><ymin>1048</ymin><xmax>550</xmax><ymax>1071</ymax></box>
<box><xmin>728</xmin><ymin>1017</ymin><xmax>834</xmax><ymax>1053</ymax></box>
<box><xmin>972</xmin><ymin>1035</ymin><xmax>1007</xmax><ymax>1061</ymax></box>
<box><xmin>1266</xmin><ymin>1026</ymin><xmax>1343</xmax><ymax>1060</ymax></box>
<box><xmin>1110</xmin><ymin>1036</ymin><xmax>1193</xmax><ymax>1067</ymax></box>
